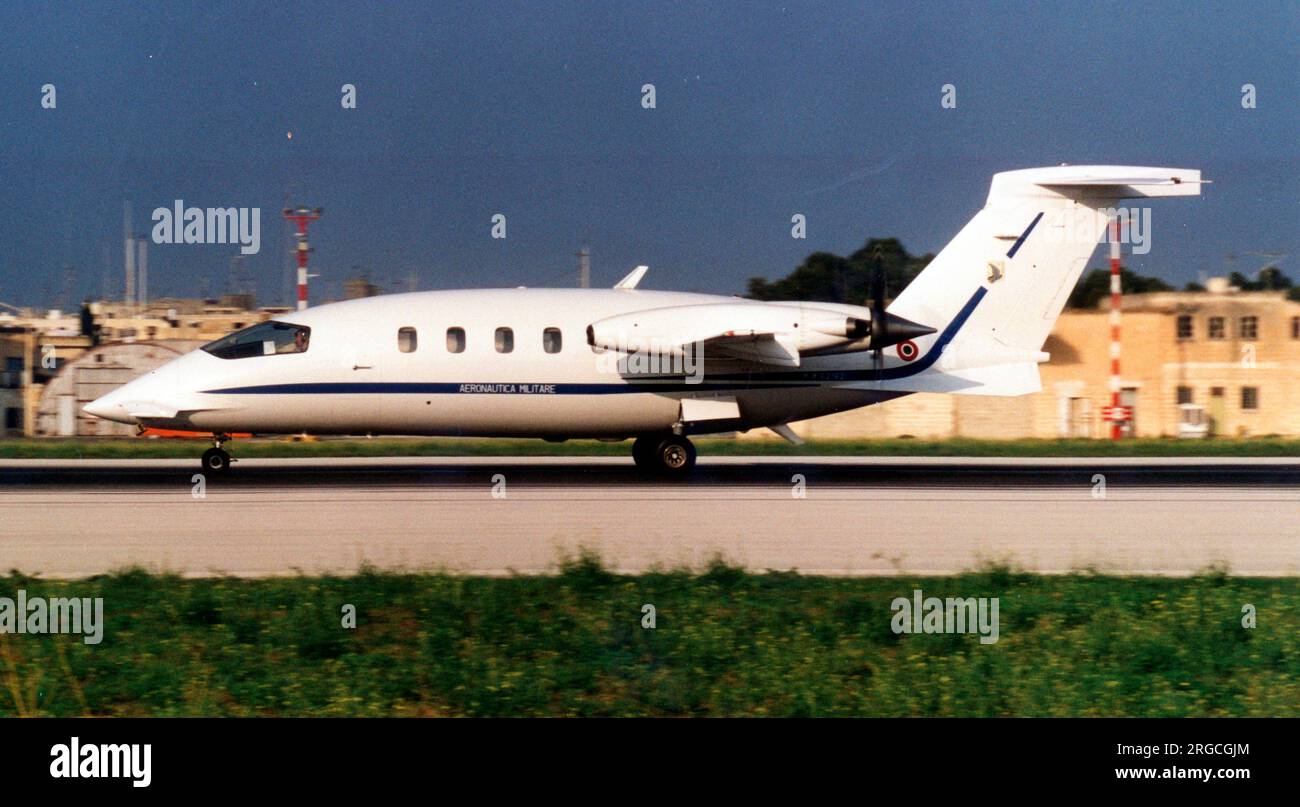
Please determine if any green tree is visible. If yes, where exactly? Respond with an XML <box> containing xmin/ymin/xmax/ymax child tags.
<box><xmin>1066</xmin><ymin>268</ymin><xmax>1173</xmax><ymax>309</ymax></box>
<box><xmin>747</xmin><ymin>238</ymin><xmax>932</xmax><ymax>305</ymax></box>
<box><xmin>1231</xmin><ymin>266</ymin><xmax>1293</xmax><ymax>291</ymax></box>
<box><xmin>749</xmin><ymin>239</ymin><xmax>1183</xmax><ymax>311</ymax></box>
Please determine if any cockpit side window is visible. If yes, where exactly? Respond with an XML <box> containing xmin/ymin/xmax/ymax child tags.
<box><xmin>202</xmin><ymin>321</ymin><xmax>311</xmax><ymax>360</ymax></box>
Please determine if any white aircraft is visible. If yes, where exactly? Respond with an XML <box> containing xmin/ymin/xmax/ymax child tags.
<box><xmin>86</xmin><ymin>165</ymin><xmax>1203</xmax><ymax>474</ymax></box>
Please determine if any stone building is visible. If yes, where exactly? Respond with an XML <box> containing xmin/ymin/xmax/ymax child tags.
<box><xmin>0</xmin><ymin>297</ymin><xmax>278</xmax><ymax>437</ymax></box>
<box><xmin>34</xmin><ymin>341</ymin><xmax>204</xmax><ymax>436</ymax></box>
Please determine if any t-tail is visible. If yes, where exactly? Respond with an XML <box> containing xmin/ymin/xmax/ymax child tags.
<box><xmin>878</xmin><ymin>165</ymin><xmax>1204</xmax><ymax>396</ymax></box>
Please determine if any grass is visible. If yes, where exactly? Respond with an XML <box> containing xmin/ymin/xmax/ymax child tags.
<box><xmin>0</xmin><ymin>560</ymin><xmax>1295</xmax><ymax>716</ymax></box>
<box><xmin>2</xmin><ymin>435</ymin><xmax>1299</xmax><ymax>459</ymax></box>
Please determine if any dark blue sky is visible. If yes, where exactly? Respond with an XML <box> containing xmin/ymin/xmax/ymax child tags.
<box><xmin>1</xmin><ymin>0</ymin><xmax>1296</xmax><ymax>307</ymax></box>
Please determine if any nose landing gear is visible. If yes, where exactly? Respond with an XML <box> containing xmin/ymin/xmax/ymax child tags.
<box><xmin>200</xmin><ymin>434</ymin><xmax>234</xmax><ymax>474</ymax></box>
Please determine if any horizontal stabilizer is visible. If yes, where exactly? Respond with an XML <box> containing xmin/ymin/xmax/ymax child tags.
<box><xmin>943</xmin><ymin>362</ymin><xmax>1043</xmax><ymax>396</ymax></box>
<box><xmin>936</xmin><ymin>339</ymin><xmax>1050</xmax><ymax>373</ymax></box>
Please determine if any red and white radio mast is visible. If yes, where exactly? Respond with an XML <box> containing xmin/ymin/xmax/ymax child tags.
<box><xmin>283</xmin><ymin>206</ymin><xmax>323</xmax><ymax>310</ymax></box>
<box><xmin>1107</xmin><ymin>215</ymin><xmax>1125</xmax><ymax>439</ymax></box>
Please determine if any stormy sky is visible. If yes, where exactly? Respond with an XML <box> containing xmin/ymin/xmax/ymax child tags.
<box><xmin>0</xmin><ymin>0</ymin><xmax>1296</xmax><ymax>307</ymax></box>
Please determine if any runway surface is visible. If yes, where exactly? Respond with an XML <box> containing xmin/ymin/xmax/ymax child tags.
<box><xmin>1</xmin><ymin>456</ymin><xmax>1297</xmax><ymax>578</ymax></box>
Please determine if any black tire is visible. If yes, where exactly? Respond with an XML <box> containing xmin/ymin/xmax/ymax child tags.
<box><xmin>631</xmin><ymin>436</ymin><xmax>657</xmax><ymax>468</ymax></box>
<box><xmin>201</xmin><ymin>447</ymin><xmax>231</xmax><ymax>474</ymax></box>
<box><xmin>653</xmin><ymin>435</ymin><xmax>696</xmax><ymax>475</ymax></box>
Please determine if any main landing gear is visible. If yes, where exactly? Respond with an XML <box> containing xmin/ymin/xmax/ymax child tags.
<box><xmin>631</xmin><ymin>434</ymin><xmax>697</xmax><ymax>476</ymax></box>
<box><xmin>200</xmin><ymin>434</ymin><xmax>234</xmax><ymax>474</ymax></box>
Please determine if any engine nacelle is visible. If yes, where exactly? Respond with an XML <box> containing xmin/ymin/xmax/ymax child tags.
<box><xmin>587</xmin><ymin>302</ymin><xmax>875</xmax><ymax>355</ymax></box>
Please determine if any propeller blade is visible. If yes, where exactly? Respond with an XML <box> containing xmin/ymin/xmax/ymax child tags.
<box><xmin>870</xmin><ymin>246</ymin><xmax>888</xmax><ymax>373</ymax></box>
<box><xmin>864</xmin><ymin>246</ymin><xmax>937</xmax><ymax>377</ymax></box>
<box><xmin>870</xmin><ymin>248</ymin><xmax>887</xmax><ymax>327</ymax></box>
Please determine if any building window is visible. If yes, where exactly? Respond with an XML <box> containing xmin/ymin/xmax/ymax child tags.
<box><xmin>397</xmin><ymin>327</ymin><xmax>418</xmax><ymax>353</ymax></box>
<box><xmin>1207</xmin><ymin>317</ymin><xmax>1225</xmax><ymax>340</ymax></box>
<box><xmin>4</xmin><ymin>408</ymin><xmax>21</xmax><ymax>430</ymax></box>
<box><xmin>1292</xmin><ymin>316</ymin><xmax>1299</xmax><ymax>339</ymax></box>
<box><xmin>1239</xmin><ymin>316</ymin><xmax>1258</xmax><ymax>340</ymax></box>
<box><xmin>2</xmin><ymin>357</ymin><xmax>21</xmax><ymax>389</ymax></box>
<box><xmin>1241</xmin><ymin>387</ymin><xmax>1259</xmax><ymax>411</ymax></box>
<box><xmin>495</xmin><ymin>327</ymin><xmax>514</xmax><ymax>354</ymax></box>
<box><xmin>446</xmin><ymin>327</ymin><xmax>465</xmax><ymax>353</ymax></box>
<box><xmin>1176</xmin><ymin>386</ymin><xmax>1193</xmax><ymax>405</ymax></box>
<box><xmin>543</xmin><ymin>327</ymin><xmax>562</xmax><ymax>354</ymax></box>
<box><xmin>1175</xmin><ymin>314</ymin><xmax>1193</xmax><ymax>340</ymax></box>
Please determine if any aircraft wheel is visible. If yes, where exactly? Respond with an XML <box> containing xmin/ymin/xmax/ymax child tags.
<box><xmin>201</xmin><ymin>447</ymin><xmax>232</xmax><ymax>474</ymax></box>
<box><xmin>631</xmin><ymin>436</ymin><xmax>658</xmax><ymax>468</ymax></box>
<box><xmin>654</xmin><ymin>435</ymin><xmax>696</xmax><ymax>476</ymax></box>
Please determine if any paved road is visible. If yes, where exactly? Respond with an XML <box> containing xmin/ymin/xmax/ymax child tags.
<box><xmin>0</xmin><ymin>457</ymin><xmax>1296</xmax><ymax>577</ymax></box>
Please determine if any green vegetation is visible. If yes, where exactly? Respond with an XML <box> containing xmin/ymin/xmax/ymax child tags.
<box><xmin>746</xmin><ymin>236</ymin><xmax>931</xmax><ymax>306</ymax></box>
<box><xmin>741</xmin><ymin>233</ymin><xmax>1195</xmax><ymax>311</ymax></box>
<box><xmin>2</xmin><ymin>435</ymin><xmax>1299</xmax><ymax>459</ymax></box>
<box><xmin>1068</xmin><ymin>267</ymin><xmax>1174</xmax><ymax>308</ymax></box>
<box><xmin>0</xmin><ymin>562</ymin><xmax>1294</xmax><ymax>716</ymax></box>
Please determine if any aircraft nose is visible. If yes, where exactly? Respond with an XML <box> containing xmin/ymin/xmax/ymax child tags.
<box><xmin>83</xmin><ymin>391</ymin><xmax>130</xmax><ymax>424</ymax></box>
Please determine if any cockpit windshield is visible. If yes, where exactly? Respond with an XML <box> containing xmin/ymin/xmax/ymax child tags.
<box><xmin>202</xmin><ymin>321</ymin><xmax>311</xmax><ymax>360</ymax></box>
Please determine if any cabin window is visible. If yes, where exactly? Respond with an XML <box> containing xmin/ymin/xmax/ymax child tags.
<box><xmin>543</xmin><ymin>327</ymin><xmax>562</xmax><ymax>354</ymax></box>
<box><xmin>495</xmin><ymin>327</ymin><xmax>514</xmax><ymax>353</ymax></box>
<box><xmin>446</xmin><ymin>327</ymin><xmax>465</xmax><ymax>353</ymax></box>
<box><xmin>202</xmin><ymin>321</ymin><xmax>310</xmax><ymax>360</ymax></box>
<box><xmin>398</xmin><ymin>327</ymin><xmax>418</xmax><ymax>353</ymax></box>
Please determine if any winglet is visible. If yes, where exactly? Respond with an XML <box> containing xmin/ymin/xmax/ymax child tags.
<box><xmin>614</xmin><ymin>265</ymin><xmax>648</xmax><ymax>290</ymax></box>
